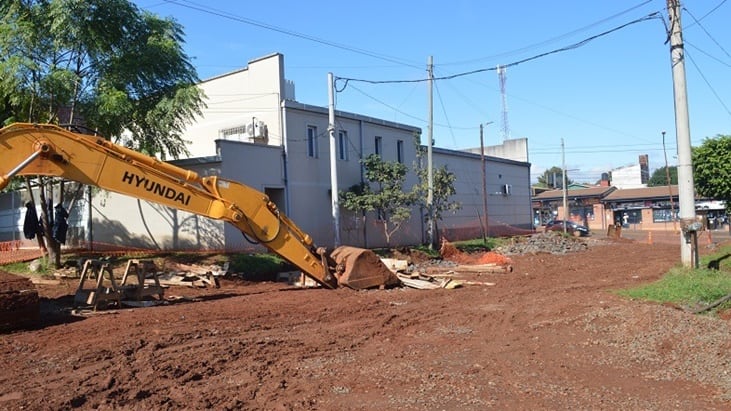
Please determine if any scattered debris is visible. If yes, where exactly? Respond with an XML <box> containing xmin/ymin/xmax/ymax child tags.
<box><xmin>423</xmin><ymin>264</ymin><xmax>513</xmax><ymax>275</ymax></box>
<box><xmin>156</xmin><ymin>272</ymin><xmax>219</xmax><ymax>289</ymax></box>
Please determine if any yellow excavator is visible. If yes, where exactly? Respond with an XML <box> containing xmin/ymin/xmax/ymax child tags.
<box><xmin>0</xmin><ymin>123</ymin><xmax>400</xmax><ymax>326</ymax></box>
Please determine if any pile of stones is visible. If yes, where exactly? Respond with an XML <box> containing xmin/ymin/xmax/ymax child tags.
<box><xmin>495</xmin><ymin>231</ymin><xmax>590</xmax><ymax>256</ymax></box>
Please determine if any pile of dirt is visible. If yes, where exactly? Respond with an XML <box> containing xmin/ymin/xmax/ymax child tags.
<box><xmin>0</xmin><ymin>271</ymin><xmax>39</xmax><ymax>331</ymax></box>
<box><xmin>1</xmin><ymin>241</ymin><xmax>730</xmax><ymax>410</ymax></box>
<box><xmin>439</xmin><ymin>240</ymin><xmax>513</xmax><ymax>266</ymax></box>
<box><xmin>495</xmin><ymin>231</ymin><xmax>590</xmax><ymax>255</ymax></box>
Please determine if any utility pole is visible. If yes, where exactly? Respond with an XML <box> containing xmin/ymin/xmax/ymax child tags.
<box><xmin>327</xmin><ymin>72</ymin><xmax>341</xmax><ymax>247</ymax></box>
<box><xmin>426</xmin><ymin>56</ymin><xmax>435</xmax><ymax>248</ymax></box>
<box><xmin>480</xmin><ymin>122</ymin><xmax>494</xmax><ymax>242</ymax></box>
<box><xmin>561</xmin><ymin>138</ymin><xmax>568</xmax><ymax>234</ymax></box>
<box><xmin>667</xmin><ymin>0</ymin><xmax>696</xmax><ymax>266</ymax></box>
<box><xmin>662</xmin><ymin>130</ymin><xmax>677</xmax><ymax>233</ymax></box>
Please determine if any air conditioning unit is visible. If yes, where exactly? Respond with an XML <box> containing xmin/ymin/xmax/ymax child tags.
<box><xmin>248</xmin><ymin>120</ymin><xmax>269</xmax><ymax>143</ymax></box>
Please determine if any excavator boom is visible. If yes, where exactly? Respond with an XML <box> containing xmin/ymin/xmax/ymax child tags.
<box><xmin>0</xmin><ymin>123</ymin><xmax>399</xmax><ymax>291</ymax></box>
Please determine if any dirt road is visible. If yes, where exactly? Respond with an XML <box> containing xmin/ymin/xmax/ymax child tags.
<box><xmin>1</xmin><ymin>238</ymin><xmax>730</xmax><ymax>410</ymax></box>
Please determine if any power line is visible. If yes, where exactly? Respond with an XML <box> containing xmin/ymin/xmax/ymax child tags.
<box><xmin>346</xmin><ymin>83</ymin><xmax>474</xmax><ymax>130</ymax></box>
<box><xmin>334</xmin><ymin>12</ymin><xmax>662</xmax><ymax>91</ymax></box>
<box><xmin>683</xmin><ymin>6</ymin><xmax>731</xmax><ymax>61</ymax></box>
<box><xmin>684</xmin><ymin>50</ymin><xmax>731</xmax><ymax>120</ymax></box>
<box><xmin>161</xmin><ymin>0</ymin><xmax>423</xmax><ymax>69</ymax></box>
<box><xmin>433</xmin><ymin>80</ymin><xmax>458</xmax><ymax>147</ymax></box>
<box><xmin>685</xmin><ymin>42</ymin><xmax>731</xmax><ymax>68</ymax></box>
<box><xmin>439</xmin><ymin>0</ymin><xmax>656</xmax><ymax>66</ymax></box>
<box><xmin>686</xmin><ymin>0</ymin><xmax>728</xmax><ymax>27</ymax></box>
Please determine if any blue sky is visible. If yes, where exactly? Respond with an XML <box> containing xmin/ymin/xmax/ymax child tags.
<box><xmin>135</xmin><ymin>0</ymin><xmax>730</xmax><ymax>183</ymax></box>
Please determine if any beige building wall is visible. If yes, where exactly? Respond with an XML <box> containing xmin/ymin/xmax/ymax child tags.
<box><xmin>88</xmin><ymin>191</ymin><xmax>225</xmax><ymax>251</ymax></box>
<box><xmin>281</xmin><ymin>104</ymin><xmax>422</xmax><ymax>249</ymax></box>
<box><xmin>432</xmin><ymin>148</ymin><xmax>532</xmax><ymax>238</ymax></box>
<box><xmin>183</xmin><ymin>53</ymin><xmax>286</xmax><ymax>157</ymax></box>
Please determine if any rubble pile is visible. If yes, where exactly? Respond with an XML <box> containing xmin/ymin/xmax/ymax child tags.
<box><xmin>495</xmin><ymin>231</ymin><xmax>589</xmax><ymax>255</ymax></box>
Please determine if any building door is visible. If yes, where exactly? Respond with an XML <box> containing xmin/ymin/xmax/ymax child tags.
<box><xmin>265</xmin><ymin>187</ymin><xmax>286</xmax><ymax>213</ymax></box>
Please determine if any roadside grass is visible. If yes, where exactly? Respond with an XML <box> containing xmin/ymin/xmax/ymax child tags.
<box><xmin>0</xmin><ymin>259</ymin><xmax>51</xmax><ymax>276</ymax></box>
<box><xmin>617</xmin><ymin>244</ymin><xmax>731</xmax><ymax>313</ymax></box>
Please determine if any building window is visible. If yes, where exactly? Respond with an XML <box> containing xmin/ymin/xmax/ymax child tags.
<box><xmin>397</xmin><ymin>140</ymin><xmax>404</xmax><ymax>163</ymax></box>
<box><xmin>653</xmin><ymin>209</ymin><xmax>677</xmax><ymax>223</ymax></box>
<box><xmin>375</xmin><ymin>136</ymin><xmax>382</xmax><ymax>156</ymax></box>
<box><xmin>307</xmin><ymin>125</ymin><xmax>318</xmax><ymax>158</ymax></box>
<box><xmin>338</xmin><ymin>130</ymin><xmax>348</xmax><ymax>161</ymax></box>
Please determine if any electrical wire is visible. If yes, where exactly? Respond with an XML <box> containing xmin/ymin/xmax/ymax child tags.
<box><xmin>684</xmin><ymin>50</ymin><xmax>731</xmax><ymax>119</ymax></box>
<box><xmin>439</xmin><ymin>0</ymin><xmax>656</xmax><ymax>66</ymax></box>
<box><xmin>433</xmin><ymin>80</ymin><xmax>458</xmax><ymax>147</ymax></box>
<box><xmin>346</xmin><ymin>83</ymin><xmax>475</xmax><ymax>130</ymax></box>
<box><xmin>161</xmin><ymin>0</ymin><xmax>423</xmax><ymax>69</ymax></box>
<box><xmin>683</xmin><ymin>7</ymin><xmax>731</xmax><ymax>61</ymax></box>
<box><xmin>685</xmin><ymin>0</ymin><xmax>728</xmax><ymax>28</ymax></box>
<box><xmin>685</xmin><ymin>42</ymin><xmax>731</xmax><ymax>68</ymax></box>
<box><xmin>334</xmin><ymin>12</ymin><xmax>662</xmax><ymax>91</ymax></box>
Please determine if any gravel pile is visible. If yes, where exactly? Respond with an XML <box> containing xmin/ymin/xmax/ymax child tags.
<box><xmin>495</xmin><ymin>231</ymin><xmax>590</xmax><ymax>255</ymax></box>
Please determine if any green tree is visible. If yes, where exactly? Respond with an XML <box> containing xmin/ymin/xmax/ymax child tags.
<box><xmin>693</xmin><ymin>135</ymin><xmax>731</xmax><ymax>212</ymax></box>
<box><xmin>536</xmin><ymin>166</ymin><xmax>573</xmax><ymax>188</ymax></box>
<box><xmin>0</xmin><ymin>0</ymin><xmax>204</xmax><ymax>267</ymax></box>
<box><xmin>413</xmin><ymin>139</ymin><xmax>461</xmax><ymax>247</ymax></box>
<box><xmin>647</xmin><ymin>166</ymin><xmax>678</xmax><ymax>187</ymax></box>
<box><xmin>340</xmin><ymin>154</ymin><xmax>416</xmax><ymax>247</ymax></box>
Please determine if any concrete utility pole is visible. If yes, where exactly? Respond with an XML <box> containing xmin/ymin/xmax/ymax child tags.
<box><xmin>561</xmin><ymin>138</ymin><xmax>568</xmax><ymax>234</ymax></box>
<box><xmin>327</xmin><ymin>72</ymin><xmax>341</xmax><ymax>247</ymax></box>
<box><xmin>480</xmin><ymin>122</ymin><xmax>494</xmax><ymax>242</ymax></box>
<box><xmin>426</xmin><ymin>56</ymin><xmax>435</xmax><ymax>248</ymax></box>
<box><xmin>667</xmin><ymin>0</ymin><xmax>696</xmax><ymax>266</ymax></box>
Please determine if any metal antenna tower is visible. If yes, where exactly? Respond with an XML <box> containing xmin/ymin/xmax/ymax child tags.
<box><xmin>497</xmin><ymin>65</ymin><xmax>510</xmax><ymax>141</ymax></box>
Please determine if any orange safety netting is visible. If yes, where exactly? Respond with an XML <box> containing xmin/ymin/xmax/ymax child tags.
<box><xmin>439</xmin><ymin>240</ymin><xmax>512</xmax><ymax>266</ymax></box>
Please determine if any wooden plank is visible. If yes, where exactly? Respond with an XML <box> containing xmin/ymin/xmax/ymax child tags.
<box><xmin>423</xmin><ymin>264</ymin><xmax>512</xmax><ymax>274</ymax></box>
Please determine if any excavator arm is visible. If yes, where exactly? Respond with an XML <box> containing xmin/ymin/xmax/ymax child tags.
<box><xmin>0</xmin><ymin>123</ymin><xmax>399</xmax><ymax>289</ymax></box>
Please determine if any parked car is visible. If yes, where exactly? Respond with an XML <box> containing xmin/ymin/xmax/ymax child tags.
<box><xmin>544</xmin><ymin>220</ymin><xmax>590</xmax><ymax>237</ymax></box>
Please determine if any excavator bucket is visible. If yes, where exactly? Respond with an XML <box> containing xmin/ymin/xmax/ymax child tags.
<box><xmin>330</xmin><ymin>246</ymin><xmax>401</xmax><ymax>290</ymax></box>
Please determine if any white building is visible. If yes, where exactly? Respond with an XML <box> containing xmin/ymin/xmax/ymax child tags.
<box><xmin>0</xmin><ymin>53</ymin><xmax>532</xmax><ymax>251</ymax></box>
<box><xmin>609</xmin><ymin>154</ymin><xmax>650</xmax><ymax>189</ymax></box>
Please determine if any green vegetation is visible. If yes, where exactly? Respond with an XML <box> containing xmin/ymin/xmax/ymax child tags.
<box><xmin>339</xmin><ymin>154</ymin><xmax>417</xmax><ymax>247</ymax></box>
<box><xmin>617</xmin><ymin>244</ymin><xmax>731</xmax><ymax>313</ymax></box>
<box><xmin>536</xmin><ymin>166</ymin><xmax>574</xmax><ymax>189</ymax></box>
<box><xmin>693</xmin><ymin>134</ymin><xmax>731</xmax><ymax>214</ymax></box>
<box><xmin>451</xmin><ymin>237</ymin><xmax>503</xmax><ymax>253</ymax></box>
<box><xmin>647</xmin><ymin>165</ymin><xmax>678</xmax><ymax>187</ymax></box>
<box><xmin>229</xmin><ymin>253</ymin><xmax>291</xmax><ymax>280</ymax></box>
<box><xmin>0</xmin><ymin>259</ymin><xmax>50</xmax><ymax>275</ymax></box>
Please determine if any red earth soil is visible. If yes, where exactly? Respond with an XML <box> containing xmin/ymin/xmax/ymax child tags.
<box><xmin>1</xmin><ymin>237</ymin><xmax>731</xmax><ymax>410</ymax></box>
